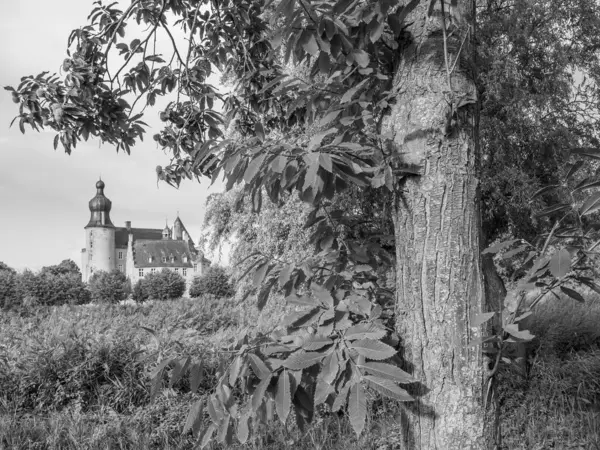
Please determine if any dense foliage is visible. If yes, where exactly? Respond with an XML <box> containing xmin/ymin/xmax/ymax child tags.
<box><xmin>88</xmin><ymin>269</ymin><xmax>131</xmax><ymax>303</ymax></box>
<box><xmin>0</xmin><ymin>262</ymin><xmax>19</xmax><ymax>311</ymax></box>
<box><xmin>189</xmin><ymin>266</ymin><xmax>234</xmax><ymax>298</ymax></box>
<box><xmin>142</xmin><ymin>269</ymin><xmax>187</xmax><ymax>300</ymax></box>
<box><xmin>18</xmin><ymin>260</ymin><xmax>90</xmax><ymax>307</ymax></box>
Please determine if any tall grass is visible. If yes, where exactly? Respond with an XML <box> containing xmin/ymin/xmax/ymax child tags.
<box><xmin>0</xmin><ymin>294</ymin><xmax>599</xmax><ymax>449</ymax></box>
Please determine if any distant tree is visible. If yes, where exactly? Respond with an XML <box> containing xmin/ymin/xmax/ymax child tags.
<box><xmin>0</xmin><ymin>261</ymin><xmax>20</xmax><ymax>310</ymax></box>
<box><xmin>19</xmin><ymin>266</ymin><xmax>89</xmax><ymax>306</ymax></box>
<box><xmin>40</xmin><ymin>259</ymin><xmax>81</xmax><ymax>277</ymax></box>
<box><xmin>189</xmin><ymin>266</ymin><xmax>234</xmax><ymax>299</ymax></box>
<box><xmin>88</xmin><ymin>270</ymin><xmax>130</xmax><ymax>304</ymax></box>
<box><xmin>132</xmin><ymin>279</ymin><xmax>148</xmax><ymax>303</ymax></box>
<box><xmin>143</xmin><ymin>269</ymin><xmax>186</xmax><ymax>301</ymax></box>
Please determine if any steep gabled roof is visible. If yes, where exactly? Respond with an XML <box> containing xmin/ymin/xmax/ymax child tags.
<box><xmin>133</xmin><ymin>239</ymin><xmax>198</xmax><ymax>268</ymax></box>
<box><xmin>114</xmin><ymin>227</ymin><xmax>163</xmax><ymax>247</ymax></box>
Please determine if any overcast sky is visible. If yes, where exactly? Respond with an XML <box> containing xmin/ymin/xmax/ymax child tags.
<box><xmin>0</xmin><ymin>0</ymin><xmax>225</xmax><ymax>271</ymax></box>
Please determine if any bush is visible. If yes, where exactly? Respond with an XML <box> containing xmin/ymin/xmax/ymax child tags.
<box><xmin>143</xmin><ymin>269</ymin><xmax>186</xmax><ymax>300</ymax></box>
<box><xmin>0</xmin><ymin>262</ymin><xmax>20</xmax><ymax>310</ymax></box>
<box><xmin>189</xmin><ymin>266</ymin><xmax>234</xmax><ymax>298</ymax></box>
<box><xmin>18</xmin><ymin>262</ymin><xmax>90</xmax><ymax>306</ymax></box>
<box><xmin>132</xmin><ymin>279</ymin><xmax>149</xmax><ymax>303</ymax></box>
<box><xmin>88</xmin><ymin>270</ymin><xmax>130</xmax><ymax>303</ymax></box>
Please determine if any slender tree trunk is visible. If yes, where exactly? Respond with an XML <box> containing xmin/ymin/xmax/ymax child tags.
<box><xmin>382</xmin><ymin>1</ymin><xmax>488</xmax><ymax>448</ymax></box>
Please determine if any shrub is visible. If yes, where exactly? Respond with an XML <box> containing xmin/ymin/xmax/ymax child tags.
<box><xmin>0</xmin><ymin>262</ymin><xmax>20</xmax><ymax>310</ymax></box>
<box><xmin>189</xmin><ymin>266</ymin><xmax>234</xmax><ymax>298</ymax></box>
<box><xmin>132</xmin><ymin>279</ymin><xmax>149</xmax><ymax>303</ymax></box>
<box><xmin>143</xmin><ymin>269</ymin><xmax>186</xmax><ymax>300</ymax></box>
<box><xmin>18</xmin><ymin>267</ymin><xmax>90</xmax><ymax>306</ymax></box>
<box><xmin>88</xmin><ymin>270</ymin><xmax>130</xmax><ymax>303</ymax></box>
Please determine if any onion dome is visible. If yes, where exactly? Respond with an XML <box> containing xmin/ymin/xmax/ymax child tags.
<box><xmin>85</xmin><ymin>179</ymin><xmax>114</xmax><ymax>228</ymax></box>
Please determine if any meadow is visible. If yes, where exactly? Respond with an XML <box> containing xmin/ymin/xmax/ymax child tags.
<box><xmin>0</xmin><ymin>295</ymin><xmax>599</xmax><ymax>450</ymax></box>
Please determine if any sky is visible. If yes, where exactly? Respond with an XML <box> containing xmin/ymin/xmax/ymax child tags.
<box><xmin>0</xmin><ymin>0</ymin><xmax>226</xmax><ymax>271</ymax></box>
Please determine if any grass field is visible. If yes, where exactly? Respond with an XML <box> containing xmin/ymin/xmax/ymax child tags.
<box><xmin>0</xmin><ymin>296</ymin><xmax>599</xmax><ymax>449</ymax></box>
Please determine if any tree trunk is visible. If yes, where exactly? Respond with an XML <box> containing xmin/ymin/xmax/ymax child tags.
<box><xmin>382</xmin><ymin>1</ymin><xmax>488</xmax><ymax>448</ymax></box>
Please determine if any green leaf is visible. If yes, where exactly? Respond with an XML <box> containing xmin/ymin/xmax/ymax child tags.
<box><xmin>319</xmin><ymin>109</ymin><xmax>342</xmax><ymax>127</ymax></box>
<box><xmin>572</xmin><ymin>179</ymin><xmax>600</xmax><ymax>193</ymax></box>
<box><xmin>319</xmin><ymin>153</ymin><xmax>333</xmax><ymax>173</ymax></box>
<box><xmin>364</xmin><ymin>376</ymin><xmax>413</xmax><ymax>401</ymax></box>
<box><xmin>319</xmin><ymin>350</ymin><xmax>340</xmax><ymax>384</ymax></box>
<box><xmin>350</xmin><ymin>339</ymin><xmax>396</xmax><ymax>360</ymax></box>
<box><xmin>314</xmin><ymin>378</ymin><xmax>334</xmax><ymax>405</ymax></box>
<box><xmin>244</xmin><ymin>154</ymin><xmax>267</xmax><ymax>183</ymax></box>
<box><xmin>580</xmin><ymin>192</ymin><xmax>600</xmax><ymax>215</ymax></box>
<box><xmin>253</xmin><ymin>261</ymin><xmax>271</xmax><ymax>287</ymax></box>
<box><xmin>302</xmin><ymin>335</ymin><xmax>334</xmax><ymax>351</ymax></box>
<box><xmin>252</xmin><ymin>375</ymin><xmax>272</xmax><ymax>411</ymax></box>
<box><xmin>282</xmin><ymin>351</ymin><xmax>325</xmax><ymax>370</ymax></box>
<box><xmin>189</xmin><ymin>363</ymin><xmax>203</xmax><ymax>393</ymax></box>
<box><xmin>237</xmin><ymin>411</ymin><xmax>251</xmax><ymax>444</ymax></box>
<box><xmin>271</xmin><ymin>155</ymin><xmax>287</xmax><ymax>173</ymax></box>
<box><xmin>560</xmin><ymin>286</ymin><xmax>585</xmax><ymax>303</ymax></box>
<box><xmin>482</xmin><ymin>239</ymin><xmax>520</xmax><ymax>255</ymax></box>
<box><xmin>340</xmin><ymin>79</ymin><xmax>369</xmax><ymax>104</ymax></box>
<box><xmin>275</xmin><ymin>370</ymin><xmax>293</xmax><ymax>424</ymax></box>
<box><xmin>199</xmin><ymin>424</ymin><xmax>216</xmax><ymax>449</ymax></box>
<box><xmin>317</xmin><ymin>51</ymin><xmax>331</xmax><ymax>73</ymax></box>
<box><xmin>348</xmin><ymin>382</ymin><xmax>367</xmax><ymax>436</ymax></box>
<box><xmin>531</xmin><ymin>184</ymin><xmax>559</xmax><ymax>200</ymax></box>
<box><xmin>504</xmin><ymin>324</ymin><xmax>535</xmax><ymax>341</ymax></box>
<box><xmin>303</xmin><ymin>33</ymin><xmax>319</xmax><ymax>56</ymax></box>
<box><xmin>311</xmin><ymin>283</ymin><xmax>334</xmax><ymax>308</ymax></box>
<box><xmin>345</xmin><ymin>323</ymin><xmax>386</xmax><ymax>341</ymax></box>
<box><xmin>351</xmin><ymin>49</ymin><xmax>370</xmax><ymax>68</ymax></box>
<box><xmin>565</xmin><ymin>161</ymin><xmax>584</xmax><ymax>181</ymax></box>
<box><xmin>550</xmin><ymin>248</ymin><xmax>571</xmax><ymax>279</ymax></box>
<box><xmin>309</xmin><ymin>128</ymin><xmax>337</xmax><ymax>150</ymax></box>
<box><xmin>248</xmin><ymin>353</ymin><xmax>271</xmax><ymax>380</ymax></box>
<box><xmin>358</xmin><ymin>362</ymin><xmax>415</xmax><ymax>384</ymax></box>
<box><xmin>470</xmin><ymin>312</ymin><xmax>495</xmax><ymax>328</ymax></box>
<box><xmin>279</xmin><ymin>264</ymin><xmax>294</xmax><ymax>287</ymax></box>
<box><xmin>183</xmin><ymin>399</ymin><xmax>204</xmax><ymax>436</ymax></box>
<box><xmin>534</xmin><ymin>203</ymin><xmax>571</xmax><ymax>218</ymax></box>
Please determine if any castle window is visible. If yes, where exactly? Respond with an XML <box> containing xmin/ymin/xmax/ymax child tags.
<box><xmin>118</xmin><ymin>251</ymin><xmax>123</xmax><ymax>259</ymax></box>
<box><xmin>138</xmin><ymin>269</ymin><xmax>144</xmax><ymax>277</ymax></box>
<box><xmin>175</xmin><ymin>268</ymin><xmax>179</xmax><ymax>274</ymax></box>
<box><xmin>182</xmin><ymin>268</ymin><xmax>187</xmax><ymax>276</ymax></box>
<box><xmin>193</xmin><ymin>264</ymin><xmax>198</xmax><ymax>272</ymax></box>
<box><xmin>151</xmin><ymin>268</ymin><xmax>156</xmax><ymax>274</ymax></box>
<box><xmin>118</xmin><ymin>264</ymin><xmax>123</xmax><ymax>272</ymax></box>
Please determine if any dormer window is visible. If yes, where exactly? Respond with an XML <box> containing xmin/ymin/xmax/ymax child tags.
<box><xmin>183</xmin><ymin>255</ymin><xmax>188</xmax><ymax>263</ymax></box>
<box><xmin>162</xmin><ymin>256</ymin><xmax>167</xmax><ymax>263</ymax></box>
<box><xmin>170</xmin><ymin>255</ymin><xmax>175</xmax><ymax>263</ymax></box>
<box><xmin>148</xmin><ymin>256</ymin><xmax>153</xmax><ymax>263</ymax></box>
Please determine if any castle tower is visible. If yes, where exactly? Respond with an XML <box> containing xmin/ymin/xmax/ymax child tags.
<box><xmin>82</xmin><ymin>179</ymin><xmax>116</xmax><ymax>281</ymax></box>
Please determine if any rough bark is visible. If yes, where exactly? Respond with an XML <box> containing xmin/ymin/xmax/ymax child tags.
<box><xmin>381</xmin><ymin>1</ymin><xmax>488</xmax><ymax>448</ymax></box>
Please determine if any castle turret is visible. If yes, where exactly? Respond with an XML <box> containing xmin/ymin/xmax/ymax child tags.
<box><xmin>83</xmin><ymin>179</ymin><xmax>116</xmax><ymax>281</ymax></box>
<box><xmin>162</xmin><ymin>221</ymin><xmax>171</xmax><ymax>240</ymax></box>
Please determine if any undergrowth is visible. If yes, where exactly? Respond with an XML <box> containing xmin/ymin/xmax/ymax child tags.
<box><xmin>0</xmin><ymin>295</ymin><xmax>598</xmax><ymax>449</ymax></box>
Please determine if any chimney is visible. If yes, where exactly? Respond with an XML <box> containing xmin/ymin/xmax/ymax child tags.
<box><xmin>125</xmin><ymin>221</ymin><xmax>131</xmax><ymax>230</ymax></box>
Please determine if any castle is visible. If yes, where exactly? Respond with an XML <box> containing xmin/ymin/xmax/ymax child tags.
<box><xmin>81</xmin><ymin>180</ymin><xmax>209</xmax><ymax>289</ymax></box>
